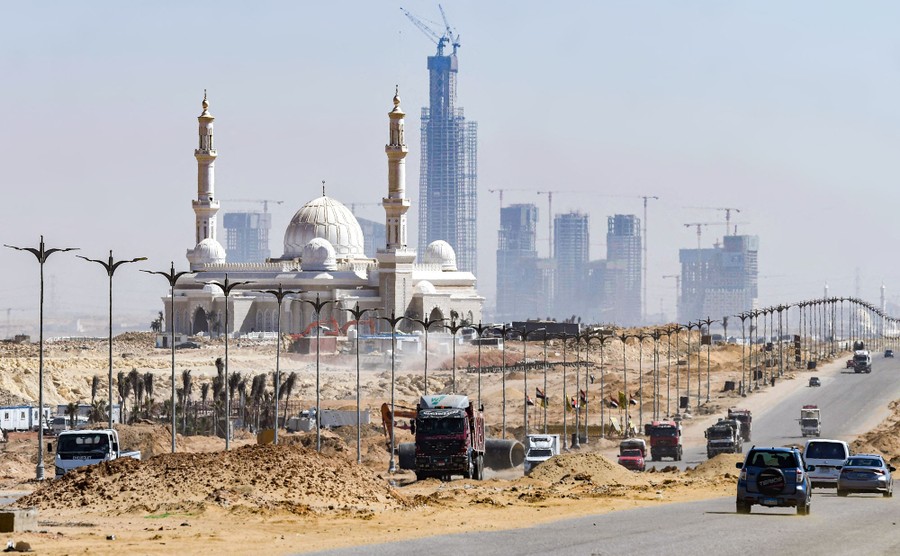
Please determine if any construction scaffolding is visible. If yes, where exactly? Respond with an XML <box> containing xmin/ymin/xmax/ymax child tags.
<box><xmin>417</xmin><ymin>51</ymin><xmax>478</xmax><ymax>275</ymax></box>
<box><xmin>606</xmin><ymin>214</ymin><xmax>642</xmax><ymax>325</ymax></box>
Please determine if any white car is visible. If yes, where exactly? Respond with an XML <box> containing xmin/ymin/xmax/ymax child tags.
<box><xmin>804</xmin><ymin>439</ymin><xmax>849</xmax><ymax>488</ymax></box>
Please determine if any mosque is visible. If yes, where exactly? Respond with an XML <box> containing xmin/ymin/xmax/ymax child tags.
<box><xmin>165</xmin><ymin>90</ymin><xmax>484</xmax><ymax>337</ymax></box>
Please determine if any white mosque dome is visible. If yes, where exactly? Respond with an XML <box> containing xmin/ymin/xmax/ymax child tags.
<box><xmin>192</xmin><ymin>238</ymin><xmax>227</xmax><ymax>265</ymax></box>
<box><xmin>300</xmin><ymin>237</ymin><xmax>338</xmax><ymax>271</ymax></box>
<box><xmin>423</xmin><ymin>240</ymin><xmax>457</xmax><ymax>271</ymax></box>
<box><xmin>283</xmin><ymin>196</ymin><xmax>365</xmax><ymax>259</ymax></box>
<box><xmin>202</xmin><ymin>282</ymin><xmax>219</xmax><ymax>294</ymax></box>
<box><xmin>416</xmin><ymin>280</ymin><xmax>437</xmax><ymax>295</ymax></box>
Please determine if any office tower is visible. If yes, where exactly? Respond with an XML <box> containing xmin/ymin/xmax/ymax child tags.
<box><xmin>496</xmin><ymin>204</ymin><xmax>539</xmax><ymax>321</ymax></box>
<box><xmin>679</xmin><ymin>234</ymin><xmax>759</xmax><ymax>324</ymax></box>
<box><xmin>222</xmin><ymin>212</ymin><xmax>272</xmax><ymax>263</ymax></box>
<box><xmin>607</xmin><ymin>214</ymin><xmax>642</xmax><ymax>325</ymax></box>
<box><xmin>554</xmin><ymin>211</ymin><xmax>589</xmax><ymax>319</ymax></box>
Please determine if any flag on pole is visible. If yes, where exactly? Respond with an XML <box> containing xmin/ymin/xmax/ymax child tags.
<box><xmin>570</xmin><ymin>396</ymin><xmax>580</xmax><ymax>410</ymax></box>
<box><xmin>608</xmin><ymin>396</ymin><xmax>619</xmax><ymax>409</ymax></box>
<box><xmin>566</xmin><ymin>395</ymin><xmax>574</xmax><ymax>411</ymax></box>
<box><xmin>536</xmin><ymin>387</ymin><xmax>548</xmax><ymax>407</ymax></box>
<box><xmin>618</xmin><ymin>391</ymin><xmax>627</xmax><ymax>407</ymax></box>
<box><xmin>526</xmin><ymin>395</ymin><xmax>535</xmax><ymax>406</ymax></box>
<box><xmin>579</xmin><ymin>389</ymin><xmax>587</xmax><ymax>406</ymax></box>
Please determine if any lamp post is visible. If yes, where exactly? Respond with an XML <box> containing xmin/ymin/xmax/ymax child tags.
<box><xmin>205</xmin><ymin>275</ymin><xmax>252</xmax><ymax>450</ymax></box>
<box><xmin>300</xmin><ymin>294</ymin><xmax>335</xmax><ymax>453</ymax></box>
<box><xmin>444</xmin><ymin>319</ymin><xmax>467</xmax><ymax>391</ymax></box>
<box><xmin>344</xmin><ymin>302</ymin><xmax>375</xmax><ymax>464</ymax></box>
<box><xmin>379</xmin><ymin>311</ymin><xmax>405</xmax><ymax>474</ymax></box>
<box><xmin>5</xmin><ymin>236</ymin><xmax>78</xmax><ymax>480</ymax></box>
<box><xmin>79</xmin><ymin>250</ymin><xmax>147</xmax><ymax>431</ymax></box>
<box><xmin>409</xmin><ymin>315</ymin><xmax>446</xmax><ymax>397</ymax></box>
<box><xmin>257</xmin><ymin>284</ymin><xmax>300</xmax><ymax>446</ymax></box>
<box><xmin>634</xmin><ymin>332</ymin><xmax>650</xmax><ymax>429</ymax></box>
<box><xmin>499</xmin><ymin>324</ymin><xmax>511</xmax><ymax>439</ymax></box>
<box><xmin>141</xmin><ymin>262</ymin><xmax>192</xmax><ymax>453</ymax></box>
<box><xmin>684</xmin><ymin>322</ymin><xmax>699</xmax><ymax>409</ymax></box>
<box><xmin>522</xmin><ymin>327</ymin><xmax>545</xmax><ymax>436</ymax></box>
<box><xmin>582</xmin><ymin>332</ymin><xmax>597</xmax><ymax>442</ymax></box>
<box><xmin>559</xmin><ymin>332</ymin><xmax>571</xmax><ymax>449</ymax></box>
<box><xmin>542</xmin><ymin>330</ymin><xmax>549</xmax><ymax>433</ymax></box>
<box><xmin>472</xmin><ymin>322</ymin><xmax>491</xmax><ymax>410</ymax></box>
<box><xmin>669</xmin><ymin>324</ymin><xmax>684</xmax><ymax>413</ymax></box>
<box><xmin>698</xmin><ymin>317</ymin><xmax>717</xmax><ymax>403</ymax></box>
<box><xmin>736</xmin><ymin>312</ymin><xmax>751</xmax><ymax>395</ymax></box>
<box><xmin>595</xmin><ymin>332</ymin><xmax>615</xmax><ymax>437</ymax></box>
<box><xmin>649</xmin><ymin>329</ymin><xmax>664</xmax><ymax>420</ymax></box>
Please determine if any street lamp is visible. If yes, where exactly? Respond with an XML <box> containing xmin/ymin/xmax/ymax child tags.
<box><xmin>595</xmin><ymin>332</ymin><xmax>616</xmax><ymax>438</ymax></box>
<box><xmin>634</xmin><ymin>332</ymin><xmax>650</xmax><ymax>429</ymax></box>
<box><xmin>498</xmin><ymin>324</ymin><xmax>512</xmax><ymax>439</ymax></box>
<box><xmin>5</xmin><ymin>236</ymin><xmax>78</xmax><ymax>480</ymax></box>
<box><xmin>542</xmin><ymin>330</ymin><xmax>549</xmax><ymax>433</ymax></box>
<box><xmin>378</xmin><ymin>310</ymin><xmax>405</xmax><ymax>474</ymax></box>
<box><xmin>409</xmin><ymin>314</ymin><xmax>446</xmax><ymax>397</ymax></box>
<box><xmin>300</xmin><ymin>294</ymin><xmax>335</xmax><ymax>453</ymax></box>
<box><xmin>472</xmin><ymin>322</ymin><xmax>492</xmax><ymax>410</ymax></box>
<box><xmin>684</xmin><ymin>322</ymin><xmax>699</xmax><ymax>410</ymax></box>
<box><xmin>522</xmin><ymin>327</ymin><xmax>545</xmax><ymax>436</ymax></box>
<box><xmin>141</xmin><ymin>262</ymin><xmax>192</xmax><ymax>453</ymax></box>
<box><xmin>558</xmin><ymin>332</ymin><xmax>572</xmax><ymax>449</ymax></box>
<box><xmin>205</xmin><ymin>275</ymin><xmax>252</xmax><ymax>450</ymax></box>
<box><xmin>79</xmin><ymin>250</ymin><xmax>147</xmax><ymax>431</ymax></box>
<box><xmin>344</xmin><ymin>302</ymin><xmax>375</xmax><ymax>464</ymax></box>
<box><xmin>257</xmin><ymin>284</ymin><xmax>300</xmax><ymax>445</ymax></box>
<box><xmin>649</xmin><ymin>329</ymin><xmax>664</xmax><ymax>420</ymax></box>
<box><xmin>736</xmin><ymin>312</ymin><xmax>751</xmax><ymax>395</ymax></box>
<box><xmin>698</xmin><ymin>317</ymin><xmax>717</xmax><ymax>403</ymax></box>
<box><xmin>444</xmin><ymin>319</ymin><xmax>467</xmax><ymax>391</ymax></box>
<box><xmin>669</xmin><ymin>324</ymin><xmax>684</xmax><ymax>413</ymax></box>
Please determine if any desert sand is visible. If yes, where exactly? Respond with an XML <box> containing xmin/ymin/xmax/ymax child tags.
<box><xmin>0</xmin><ymin>331</ymin><xmax>895</xmax><ymax>554</ymax></box>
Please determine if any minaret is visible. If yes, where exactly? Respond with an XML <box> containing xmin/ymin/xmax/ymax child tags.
<box><xmin>377</xmin><ymin>87</ymin><xmax>417</xmax><ymax>321</ymax></box>
<box><xmin>384</xmin><ymin>86</ymin><xmax>411</xmax><ymax>251</ymax></box>
<box><xmin>187</xmin><ymin>91</ymin><xmax>226</xmax><ymax>269</ymax></box>
<box><xmin>193</xmin><ymin>90</ymin><xmax>219</xmax><ymax>244</ymax></box>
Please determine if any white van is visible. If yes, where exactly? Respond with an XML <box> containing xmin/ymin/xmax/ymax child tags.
<box><xmin>804</xmin><ymin>439</ymin><xmax>850</xmax><ymax>488</ymax></box>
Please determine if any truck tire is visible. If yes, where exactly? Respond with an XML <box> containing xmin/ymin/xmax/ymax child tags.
<box><xmin>474</xmin><ymin>454</ymin><xmax>484</xmax><ymax>481</ymax></box>
<box><xmin>464</xmin><ymin>455</ymin><xmax>475</xmax><ymax>480</ymax></box>
<box><xmin>676</xmin><ymin>447</ymin><xmax>683</xmax><ymax>461</ymax></box>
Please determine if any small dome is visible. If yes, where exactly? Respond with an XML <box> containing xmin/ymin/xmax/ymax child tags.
<box><xmin>191</xmin><ymin>238</ymin><xmax>226</xmax><ymax>265</ymax></box>
<box><xmin>416</xmin><ymin>280</ymin><xmax>437</xmax><ymax>295</ymax></box>
<box><xmin>301</xmin><ymin>238</ymin><xmax>337</xmax><ymax>271</ymax></box>
<box><xmin>283</xmin><ymin>196</ymin><xmax>366</xmax><ymax>259</ymax></box>
<box><xmin>423</xmin><ymin>240</ymin><xmax>457</xmax><ymax>271</ymax></box>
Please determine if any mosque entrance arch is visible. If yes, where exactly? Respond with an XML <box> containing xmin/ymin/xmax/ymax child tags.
<box><xmin>428</xmin><ymin>307</ymin><xmax>444</xmax><ymax>324</ymax></box>
<box><xmin>192</xmin><ymin>307</ymin><xmax>210</xmax><ymax>336</ymax></box>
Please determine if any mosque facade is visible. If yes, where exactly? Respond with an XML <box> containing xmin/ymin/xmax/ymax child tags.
<box><xmin>165</xmin><ymin>90</ymin><xmax>484</xmax><ymax>336</ymax></box>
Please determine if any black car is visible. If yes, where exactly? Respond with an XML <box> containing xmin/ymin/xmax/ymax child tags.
<box><xmin>885</xmin><ymin>349</ymin><xmax>894</xmax><ymax>358</ymax></box>
<box><xmin>808</xmin><ymin>377</ymin><xmax>821</xmax><ymax>387</ymax></box>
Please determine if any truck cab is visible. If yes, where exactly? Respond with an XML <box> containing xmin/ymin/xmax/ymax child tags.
<box><xmin>617</xmin><ymin>438</ymin><xmax>647</xmax><ymax>472</ymax></box>
<box><xmin>727</xmin><ymin>408</ymin><xmax>753</xmax><ymax>442</ymax></box>
<box><xmin>524</xmin><ymin>434</ymin><xmax>560</xmax><ymax>475</ymax></box>
<box><xmin>799</xmin><ymin>405</ymin><xmax>821</xmax><ymax>438</ymax></box>
<box><xmin>852</xmin><ymin>350</ymin><xmax>872</xmax><ymax>373</ymax></box>
<box><xmin>52</xmin><ymin>429</ymin><xmax>141</xmax><ymax>478</ymax></box>
<box><xmin>645</xmin><ymin>420</ymin><xmax>683</xmax><ymax>461</ymax></box>
<box><xmin>705</xmin><ymin>419</ymin><xmax>742</xmax><ymax>458</ymax></box>
<box><xmin>414</xmin><ymin>394</ymin><xmax>485</xmax><ymax>482</ymax></box>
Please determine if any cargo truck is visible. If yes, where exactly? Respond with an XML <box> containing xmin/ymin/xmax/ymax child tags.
<box><xmin>645</xmin><ymin>420</ymin><xmax>683</xmax><ymax>461</ymax></box>
<box><xmin>799</xmin><ymin>405</ymin><xmax>821</xmax><ymax>437</ymax></box>
<box><xmin>51</xmin><ymin>429</ymin><xmax>141</xmax><ymax>478</ymax></box>
<box><xmin>727</xmin><ymin>408</ymin><xmax>753</xmax><ymax>442</ymax></box>
<box><xmin>412</xmin><ymin>394</ymin><xmax>485</xmax><ymax>481</ymax></box>
<box><xmin>523</xmin><ymin>434</ymin><xmax>560</xmax><ymax>475</ymax></box>
<box><xmin>705</xmin><ymin>418</ymin><xmax>743</xmax><ymax>458</ymax></box>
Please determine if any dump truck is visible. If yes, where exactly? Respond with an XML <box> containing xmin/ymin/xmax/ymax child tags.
<box><xmin>852</xmin><ymin>350</ymin><xmax>872</xmax><ymax>373</ymax></box>
<box><xmin>799</xmin><ymin>405</ymin><xmax>821</xmax><ymax>437</ymax></box>
<box><xmin>523</xmin><ymin>434</ymin><xmax>560</xmax><ymax>475</ymax></box>
<box><xmin>727</xmin><ymin>408</ymin><xmax>753</xmax><ymax>441</ymax></box>
<box><xmin>51</xmin><ymin>429</ymin><xmax>141</xmax><ymax>478</ymax></box>
<box><xmin>705</xmin><ymin>418</ymin><xmax>743</xmax><ymax>458</ymax></box>
<box><xmin>617</xmin><ymin>438</ymin><xmax>647</xmax><ymax>472</ymax></box>
<box><xmin>645</xmin><ymin>420</ymin><xmax>683</xmax><ymax>461</ymax></box>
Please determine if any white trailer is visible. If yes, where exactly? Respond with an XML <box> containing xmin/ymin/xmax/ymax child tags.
<box><xmin>0</xmin><ymin>406</ymin><xmax>51</xmax><ymax>432</ymax></box>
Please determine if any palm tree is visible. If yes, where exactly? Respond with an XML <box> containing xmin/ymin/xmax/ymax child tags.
<box><xmin>91</xmin><ymin>375</ymin><xmax>100</xmax><ymax>405</ymax></box>
<box><xmin>281</xmin><ymin>371</ymin><xmax>297</xmax><ymax>428</ymax></box>
<box><xmin>212</xmin><ymin>360</ymin><xmax>224</xmax><ymax>436</ymax></box>
<box><xmin>65</xmin><ymin>402</ymin><xmax>79</xmax><ymax>429</ymax></box>
<box><xmin>143</xmin><ymin>372</ymin><xmax>154</xmax><ymax>419</ymax></box>
<box><xmin>238</xmin><ymin>377</ymin><xmax>248</xmax><ymax>429</ymax></box>
<box><xmin>228</xmin><ymin>371</ymin><xmax>241</xmax><ymax>430</ymax></box>
<box><xmin>199</xmin><ymin>381</ymin><xmax>210</xmax><ymax>432</ymax></box>
<box><xmin>127</xmin><ymin>368</ymin><xmax>141</xmax><ymax>423</ymax></box>
<box><xmin>181</xmin><ymin>369</ymin><xmax>192</xmax><ymax>434</ymax></box>
<box><xmin>89</xmin><ymin>399</ymin><xmax>107</xmax><ymax>423</ymax></box>
<box><xmin>250</xmin><ymin>374</ymin><xmax>265</xmax><ymax>431</ymax></box>
<box><xmin>116</xmin><ymin>370</ymin><xmax>131</xmax><ymax>424</ymax></box>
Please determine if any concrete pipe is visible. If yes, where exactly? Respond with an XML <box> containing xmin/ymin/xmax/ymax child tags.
<box><xmin>484</xmin><ymin>438</ymin><xmax>525</xmax><ymax>470</ymax></box>
<box><xmin>398</xmin><ymin>442</ymin><xmax>416</xmax><ymax>470</ymax></box>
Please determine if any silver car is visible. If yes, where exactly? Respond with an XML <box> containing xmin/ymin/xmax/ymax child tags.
<box><xmin>837</xmin><ymin>454</ymin><xmax>895</xmax><ymax>497</ymax></box>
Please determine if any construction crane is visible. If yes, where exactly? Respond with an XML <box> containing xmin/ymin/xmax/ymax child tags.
<box><xmin>684</xmin><ymin>206</ymin><xmax>742</xmax><ymax>235</ymax></box>
<box><xmin>536</xmin><ymin>190</ymin><xmax>578</xmax><ymax>258</ymax></box>
<box><xmin>220</xmin><ymin>199</ymin><xmax>284</xmax><ymax>213</ymax></box>
<box><xmin>348</xmin><ymin>202</ymin><xmax>383</xmax><ymax>214</ymax></box>
<box><xmin>684</xmin><ymin>222</ymin><xmax>749</xmax><ymax>250</ymax></box>
<box><xmin>400</xmin><ymin>5</ymin><xmax>457</xmax><ymax>56</ymax></box>
<box><xmin>488</xmin><ymin>188</ymin><xmax>533</xmax><ymax>208</ymax></box>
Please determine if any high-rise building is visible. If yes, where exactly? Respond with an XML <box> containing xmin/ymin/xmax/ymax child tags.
<box><xmin>679</xmin><ymin>234</ymin><xmax>759</xmax><ymax>325</ymax></box>
<box><xmin>356</xmin><ymin>216</ymin><xmax>386</xmax><ymax>259</ymax></box>
<box><xmin>417</xmin><ymin>45</ymin><xmax>478</xmax><ymax>275</ymax></box>
<box><xmin>222</xmin><ymin>211</ymin><xmax>272</xmax><ymax>263</ymax></box>
<box><xmin>606</xmin><ymin>214</ymin><xmax>642</xmax><ymax>325</ymax></box>
<box><xmin>553</xmin><ymin>211</ymin><xmax>589</xmax><ymax>319</ymax></box>
<box><xmin>496</xmin><ymin>204</ymin><xmax>539</xmax><ymax>322</ymax></box>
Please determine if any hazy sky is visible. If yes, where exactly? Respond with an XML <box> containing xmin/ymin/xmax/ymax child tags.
<box><xmin>3</xmin><ymin>1</ymin><xmax>900</xmax><ymax>335</ymax></box>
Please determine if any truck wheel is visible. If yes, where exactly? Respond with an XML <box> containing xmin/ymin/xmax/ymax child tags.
<box><xmin>474</xmin><ymin>454</ymin><xmax>484</xmax><ymax>480</ymax></box>
<box><xmin>464</xmin><ymin>459</ymin><xmax>474</xmax><ymax>480</ymax></box>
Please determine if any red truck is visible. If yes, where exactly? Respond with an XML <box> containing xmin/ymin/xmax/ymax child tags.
<box><xmin>617</xmin><ymin>438</ymin><xmax>647</xmax><ymax>471</ymax></box>
<box><xmin>413</xmin><ymin>394</ymin><xmax>485</xmax><ymax>481</ymax></box>
<box><xmin>645</xmin><ymin>420</ymin><xmax>683</xmax><ymax>461</ymax></box>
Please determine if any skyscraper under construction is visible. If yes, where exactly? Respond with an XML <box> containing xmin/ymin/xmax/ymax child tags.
<box><xmin>416</xmin><ymin>37</ymin><xmax>478</xmax><ymax>274</ymax></box>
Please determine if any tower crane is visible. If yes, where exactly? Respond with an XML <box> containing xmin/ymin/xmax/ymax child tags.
<box><xmin>487</xmin><ymin>188</ymin><xmax>533</xmax><ymax>208</ymax></box>
<box><xmin>220</xmin><ymin>199</ymin><xmax>284</xmax><ymax>213</ymax></box>
<box><xmin>437</xmin><ymin>4</ymin><xmax>461</xmax><ymax>53</ymax></box>
<box><xmin>400</xmin><ymin>6</ymin><xmax>453</xmax><ymax>56</ymax></box>
<box><xmin>684</xmin><ymin>221</ymin><xmax>749</xmax><ymax>250</ymax></box>
<box><xmin>684</xmin><ymin>206</ymin><xmax>742</xmax><ymax>235</ymax></box>
<box><xmin>348</xmin><ymin>202</ymin><xmax>383</xmax><ymax>214</ymax></box>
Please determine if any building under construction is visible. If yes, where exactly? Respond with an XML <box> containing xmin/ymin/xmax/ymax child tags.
<box><xmin>553</xmin><ymin>211</ymin><xmax>590</xmax><ymax>319</ymax></box>
<box><xmin>678</xmin><ymin>234</ymin><xmax>759</xmax><ymax>324</ymax></box>
<box><xmin>222</xmin><ymin>211</ymin><xmax>271</xmax><ymax>263</ymax></box>
<box><xmin>496</xmin><ymin>204</ymin><xmax>544</xmax><ymax>322</ymax></box>
<box><xmin>606</xmin><ymin>214</ymin><xmax>642</xmax><ymax>325</ymax></box>
<box><xmin>409</xmin><ymin>10</ymin><xmax>478</xmax><ymax>275</ymax></box>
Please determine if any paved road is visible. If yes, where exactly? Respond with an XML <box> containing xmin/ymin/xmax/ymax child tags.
<box><xmin>310</xmin><ymin>354</ymin><xmax>900</xmax><ymax>555</ymax></box>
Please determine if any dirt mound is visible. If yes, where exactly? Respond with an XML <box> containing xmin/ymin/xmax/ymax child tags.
<box><xmin>851</xmin><ymin>400</ymin><xmax>900</xmax><ymax>466</ymax></box>
<box><xmin>685</xmin><ymin>453</ymin><xmax>743</xmax><ymax>480</ymax></box>
<box><xmin>528</xmin><ymin>452</ymin><xmax>649</xmax><ymax>487</ymax></box>
<box><xmin>16</xmin><ymin>443</ymin><xmax>408</xmax><ymax>515</ymax></box>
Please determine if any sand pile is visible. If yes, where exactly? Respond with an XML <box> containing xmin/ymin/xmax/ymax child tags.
<box><xmin>851</xmin><ymin>399</ymin><xmax>900</xmax><ymax>466</ymax></box>
<box><xmin>16</xmin><ymin>443</ymin><xmax>408</xmax><ymax>515</ymax></box>
<box><xmin>685</xmin><ymin>453</ymin><xmax>743</xmax><ymax>481</ymax></box>
<box><xmin>528</xmin><ymin>452</ymin><xmax>649</xmax><ymax>487</ymax></box>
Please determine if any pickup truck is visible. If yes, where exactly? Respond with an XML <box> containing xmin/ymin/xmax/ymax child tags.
<box><xmin>52</xmin><ymin>429</ymin><xmax>141</xmax><ymax>478</ymax></box>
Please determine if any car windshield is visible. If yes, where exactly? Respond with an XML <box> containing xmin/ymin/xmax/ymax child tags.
<box><xmin>805</xmin><ymin>442</ymin><xmax>847</xmax><ymax>459</ymax></box>
<box><xmin>800</xmin><ymin>418</ymin><xmax>818</xmax><ymax>426</ymax></box>
<box><xmin>528</xmin><ymin>449</ymin><xmax>553</xmax><ymax>458</ymax></box>
<box><xmin>854</xmin><ymin>355</ymin><xmax>869</xmax><ymax>361</ymax></box>
<box><xmin>846</xmin><ymin>457</ymin><xmax>883</xmax><ymax>468</ymax></box>
<box><xmin>651</xmin><ymin>427</ymin><xmax>678</xmax><ymax>437</ymax></box>
<box><xmin>620</xmin><ymin>449</ymin><xmax>642</xmax><ymax>457</ymax></box>
<box><xmin>57</xmin><ymin>434</ymin><xmax>110</xmax><ymax>454</ymax></box>
<box><xmin>708</xmin><ymin>428</ymin><xmax>733</xmax><ymax>439</ymax></box>
<box><xmin>747</xmin><ymin>450</ymin><xmax>799</xmax><ymax>469</ymax></box>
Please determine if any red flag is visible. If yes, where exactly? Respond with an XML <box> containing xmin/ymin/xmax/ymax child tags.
<box><xmin>579</xmin><ymin>389</ymin><xmax>587</xmax><ymax>405</ymax></box>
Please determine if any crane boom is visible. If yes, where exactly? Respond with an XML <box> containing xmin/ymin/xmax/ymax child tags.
<box><xmin>400</xmin><ymin>6</ymin><xmax>449</xmax><ymax>55</ymax></box>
